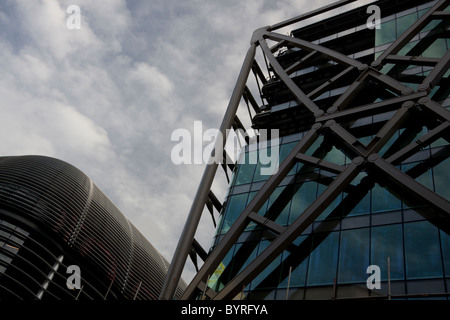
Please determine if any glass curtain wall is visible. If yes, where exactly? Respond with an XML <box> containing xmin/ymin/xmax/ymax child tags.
<box><xmin>208</xmin><ymin>1</ymin><xmax>450</xmax><ymax>300</ymax></box>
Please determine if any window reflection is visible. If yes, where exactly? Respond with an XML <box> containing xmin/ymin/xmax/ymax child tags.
<box><xmin>306</xmin><ymin>232</ymin><xmax>339</xmax><ymax>286</ymax></box>
<box><xmin>338</xmin><ymin>228</ymin><xmax>370</xmax><ymax>284</ymax></box>
<box><xmin>404</xmin><ymin>221</ymin><xmax>443</xmax><ymax>279</ymax></box>
<box><xmin>371</xmin><ymin>224</ymin><xmax>404</xmax><ymax>281</ymax></box>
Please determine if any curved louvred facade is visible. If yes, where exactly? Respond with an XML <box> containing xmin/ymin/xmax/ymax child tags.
<box><xmin>0</xmin><ymin>155</ymin><xmax>185</xmax><ymax>300</ymax></box>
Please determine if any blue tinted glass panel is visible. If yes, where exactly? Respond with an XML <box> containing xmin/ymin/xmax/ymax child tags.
<box><xmin>251</xmin><ymin>240</ymin><xmax>282</xmax><ymax>289</ymax></box>
<box><xmin>371</xmin><ymin>224</ymin><xmax>404</xmax><ymax>281</ymax></box>
<box><xmin>220</xmin><ymin>193</ymin><xmax>249</xmax><ymax>233</ymax></box>
<box><xmin>440</xmin><ymin>230</ymin><xmax>450</xmax><ymax>277</ymax></box>
<box><xmin>279</xmin><ymin>236</ymin><xmax>309</xmax><ymax>288</ymax></box>
<box><xmin>422</xmin><ymin>38</ymin><xmax>447</xmax><ymax>58</ymax></box>
<box><xmin>245</xmin><ymin>191</ymin><xmax>268</xmax><ymax>230</ymax></box>
<box><xmin>268</xmin><ymin>186</ymin><xmax>291</xmax><ymax>226</ymax></box>
<box><xmin>307</xmin><ymin>232</ymin><xmax>339</xmax><ymax>286</ymax></box>
<box><xmin>338</xmin><ymin>228</ymin><xmax>370</xmax><ymax>283</ymax></box>
<box><xmin>317</xmin><ymin>182</ymin><xmax>342</xmax><ymax>220</ymax></box>
<box><xmin>396</xmin><ymin>12</ymin><xmax>417</xmax><ymax>38</ymax></box>
<box><xmin>433</xmin><ymin>157</ymin><xmax>450</xmax><ymax>201</ymax></box>
<box><xmin>404</xmin><ymin>221</ymin><xmax>443</xmax><ymax>279</ymax></box>
<box><xmin>253</xmin><ymin>146</ymin><xmax>279</xmax><ymax>182</ymax></box>
<box><xmin>344</xmin><ymin>173</ymin><xmax>370</xmax><ymax>216</ymax></box>
<box><xmin>289</xmin><ymin>181</ymin><xmax>318</xmax><ymax>224</ymax></box>
<box><xmin>305</xmin><ymin>135</ymin><xmax>324</xmax><ymax>156</ymax></box>
<box><xmin>376</xmin><ymin>19</ymin><xmax>396</xmax><ymax>46</ymax></box>
<box><xmin>233</xmin><ymin>242</ymin><xmax>259</xmax><ymax>275</ymax></box>
<box><xmin>208</xmin><ymin>244</ymin><xmax>237</xmax><ymax>291</ymax></box>
<box><xmin>401</xmin><ymin>162</ymin><xmax>434</xmax><ymax>191</ymax></box>
<box><xmin>322</xmin><ymin>145</ymin><xmax>346</xmax><ymax>165</ymax></box>
<box><xmin>234</xmin><ymin>151</ymin><xmax>257</xmax><ymax>185</ymax></box>
<box><xmin>371</xmin><ymin>183</ymin><xmax>401</xmax><ymax>213</ymax></box>
<box><xmin>279</xmin><ymin>142</ymin><xmax>298</xmax><ymax>175</ymax></box>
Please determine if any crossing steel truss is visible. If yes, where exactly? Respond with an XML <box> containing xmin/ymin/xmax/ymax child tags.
<box><xmin>160</xmin><ymin>0</ymin><xmax>450</xmax><ymax>300</ymax></box>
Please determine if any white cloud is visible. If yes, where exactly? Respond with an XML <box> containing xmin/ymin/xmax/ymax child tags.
<box><xmin>0</xmin><ymin>0</ymin><xmax>343</xmax><ymax>286</ymax></box>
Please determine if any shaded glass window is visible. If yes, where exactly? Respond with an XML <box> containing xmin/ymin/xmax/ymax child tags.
<box><xmin>289</xmin><ymin>181</ymin><xmax>318</xmax><ymax>225</ymax></box>
<box><xmin>253</xmin><ymin>146</ymin><xmax>279</xmax><ymax>182</ymax></box>
<box><xmin>404</xmin><ymin>221</ymin><xmax>443</xmax><ymax>279</ymax></box>
<box><xmin>267</xmin><ymin>186</ymin><xmax>291</xmax><ymax>226</ymax></box>
<box><xmin>376</xmin><ymin>19</ymin><xmax>396</xmax><ymax>46</ymax></box>
<box><xmin>344</xmin><ymin>172</ymin><xmax>371</xmax><ymax>216</ymax></box>
<box><xmin>245</xmin><ymin>191</ymin><xmax>268</xmax><ymax>231</ymax></box>
<box><xmin>234</xmin><ymin>150</ymin><xmax>258</xmax><ymax>185</ymax></box>
<box><xmin>322</xmin><ymin>145</ymin><xmax>346</xmax><ymax>166</ymax></box>
<box><xmin>433</xmin><ymin>157</ymin><xmax>450</xmax><ymax>201</ymax></box>
<box><xmin>279</xmin><ymin>142</ymin><xmax>298</xmax><ymax>175</ymax></box>
<box><xmin>371</xmin><ymin>183</ymin><xmax>401</xmax><ymax>213</ymax></box>
<box><xmin>278</xmin><ymin>235</ymin><xmax>309</xmax><ymax>289</ymax></box>
<box><xmin>338</xmin><ymin>228</ymin><xmax>370</xmax><ymax>284</ymax></box>
<box><xmin>208</xmin><ymin>244</ymin><xmax>237</xmax><ymax>292</ymax></box>
<box><xmin>371</xmin><ymin>224</ymin><xmax>404</xmax><ymax>281</ymax></box>
<box><xmin>251</xmin><ymin>240</ymin><xmax>282</xmax><ymax>290</ymax></box>
<box><xmin>421</xmin><ymin>17</ymin><xmax>441</xmax><ymax>32</ymax></box>
<box><xmin>440</xmin><ymin>230</ymin><xmax>450</xmax><ymax>277</ymax></box>
<box><xmin>401</xmin><ymin>161</ymin><xmax>434</xmax><ymax>191</ymax></box>
<box><xmin>316</xmin><ymin>182</ymin><xmax>342</xmax><ymax>220</ymax></box>
<box><xmin>306</xmin><ymin>232</ymin><xmax>339</xmax><ymax>286</ymax></box>
<box><xmin>232</xmin><ymin>242</ymin><xmax>259</xmax><ymax>278</ymax></box>
<box><xmin>220</xmin><ymin>193</ymin><xmax>249</xmax><ymax>233</ymax></box>
<box><xmin>422</xmin><ymin>38</ymin><xmax>448</xmax><ymax>58</ymax></box>
<box><xmin>396</xmin><ymin>12</ymin><xmax>417</xmax><ymax>38</ymax></box>
<box><xmin>304</xmin><ymin>135</ymin><xmax>324</xmax><ymax>157</ymax></box>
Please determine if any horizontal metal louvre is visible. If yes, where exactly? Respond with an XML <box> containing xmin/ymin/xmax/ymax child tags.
<box><xmin>0</xmin><ymin>155</ymin><xmax>185</xmax><ymax>299</ymax></box>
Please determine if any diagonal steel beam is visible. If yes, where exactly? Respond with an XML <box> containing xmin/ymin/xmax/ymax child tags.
<box><xmin>159</xmin><ymin>42</ymin><xmax>258</xmax><ymax>300</ymax></box>
<box><xmin>213</xmin><ymin>157</ymin><xmax>364</xmax><ymax>299</ymax></box>
<box><xmin>384</xmin><ymin>55</ymin><xmax>440</xmax><ymax>67</ymax></box>
<box><xmin>263</xmin><ymin>31</ymin><xmax>367</xmax><ymax>71</ymax></box>
<box><xmin>387</xmin><ymin>121</ymin><xmax>450</xmax><ymax>165</ymax></box>
<box><xmin>330</xmin><ymin>68</ymin><xmax>414</xmax><ymax>113</ymax></box>
<box><xmin>320</xmin><ymin>91</ymin><xmax>427</xmax><ymax>122</ymax></box>
<box><xmin>368</xmin><ymin>153</ymin><xmax>450</xmax><ymax>215</ymax></box>
<box><xmin>285</xmin><ymin>50</ymin><xmax>318</xmax><ymax>75</ymax></box>
<box><xmin>365</xmin><ymin>101</ymin><xmax>414</xmax><ymax>155</ymax></box>
<box><xmin>181</xmin><ymin>124</ymin><xmax>323</xmax><ymax>299</ymax></box>
<box><xmin>307</xmin><ymin>66</ymin><xmax>356</xmax><ymax>101</ymax></box>
<box><xmin>418</xmin><ymin>48</ymin><xmax>450</xmax><ymax>92</ymax></box>
<box><xmin>372</xmin><ymin>0</ymin><xmax>450</xmax><ymax>68</ymax></box>
<box><xmin>259</xmin><ymin>39</ymin><xmax>322</xmax><ymax>116</ymax></box>
<box><xmin>295</xmin><ymin>153</ymin><xmax>345</xmax><ymax>174</ymax></box>
<box><xmin>324</xmin><ymin>120</ymin><xmax>366</xmax><ymax>157</ymax></box>
<box><xmin>419</xmin><ymin>97</ymin><xmax>450</xmax><ymax>122</ymax></box>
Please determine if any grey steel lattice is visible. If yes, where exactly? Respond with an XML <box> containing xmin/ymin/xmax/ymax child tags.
<box><xmin>160</xmin><ymin>0</ymin><xmax>450</xmax><ymax>300</ymax></box>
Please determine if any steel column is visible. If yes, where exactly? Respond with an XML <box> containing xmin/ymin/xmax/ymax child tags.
<box><xmin>159</xmin><ymin>42</ymin><xmax>258</xmax><ymax>300</ymax></box>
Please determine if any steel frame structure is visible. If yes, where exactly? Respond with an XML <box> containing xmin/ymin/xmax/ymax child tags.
<box><xmin>160</xmin><ymin>0</ymin><xmax>450</xmax><ymax>300</ymax></box>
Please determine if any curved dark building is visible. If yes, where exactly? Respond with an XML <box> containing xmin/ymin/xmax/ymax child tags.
<box><xmin>0</xmin><ymin>155</ymin><xmax>185</xmax><ymax>300</ymax></box>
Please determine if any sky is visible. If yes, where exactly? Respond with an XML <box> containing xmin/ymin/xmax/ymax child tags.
<box><xmin>0</xmin><ymin>0</ymin><xmax>372</xmax><ymax>283</ymax></box>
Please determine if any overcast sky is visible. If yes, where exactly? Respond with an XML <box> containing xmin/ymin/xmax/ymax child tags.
<box><xmin>0</xmin><ymin>0</ymin><xmax>373</xmax><ymax>283</ymax></box>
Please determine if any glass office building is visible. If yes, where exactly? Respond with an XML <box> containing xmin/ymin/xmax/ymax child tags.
<box><xmin>203</xmin><ymin>0</ymin><xmax>450</xmax><ymax>300</ymax></box>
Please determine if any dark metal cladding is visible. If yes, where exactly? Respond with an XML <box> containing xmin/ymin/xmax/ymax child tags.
<box><xmin>0</xmin><ymin>155</ymin><xmax>186</xmax><ymax>300</ymax></box>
